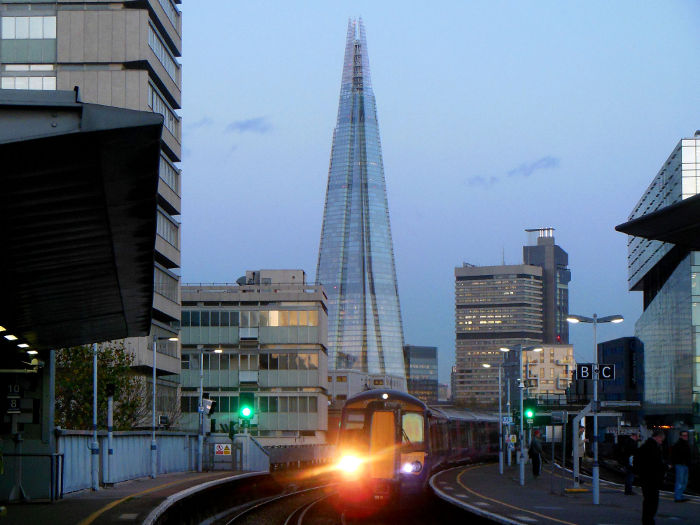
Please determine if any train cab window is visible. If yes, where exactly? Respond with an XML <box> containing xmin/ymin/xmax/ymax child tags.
<box><xmin>401</xmin><ymin>412</ymin><xmax>424</xmax><ymax>445</ymax></box>
<box><xmin>340</xmin><ymin>411</ymin><xmax>368</xmax><ymax>450</ymax></box>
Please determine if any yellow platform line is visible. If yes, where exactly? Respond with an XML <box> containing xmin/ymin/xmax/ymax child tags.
<box><xmin>456</xmin><ymin>465</ymin><xmax>578</xmax><ymax>525</ymax></box>
<box><xmin>77</xmin><ymin>472</ymin><xmax>222</xmax><ymax>525</ymax></box>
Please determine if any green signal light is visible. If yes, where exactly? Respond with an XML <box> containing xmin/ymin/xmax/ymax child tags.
<box><xmin>240</xmin><ymin>406</ymin><xmax>252</xmax><ymax>418</ymax></box>
<box><xmin>524</xmin><ymin>408</ymin><xmax>534</xmax><ymax>419</ymax></box>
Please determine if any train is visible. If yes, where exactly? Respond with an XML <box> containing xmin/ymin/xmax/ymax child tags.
<box><xmin>333</xmin><ymin>389</ymin><xmax>499</xmax><ymax>508</ymax></box>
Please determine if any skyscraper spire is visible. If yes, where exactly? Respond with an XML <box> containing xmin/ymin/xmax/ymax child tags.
<box><xmin>316</xmin><ymin>19</ymin><xmax>406</xmax><ymax>384</ymax></box>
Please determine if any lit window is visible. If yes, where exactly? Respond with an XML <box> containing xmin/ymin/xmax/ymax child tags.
<box><xmin>1</xmin><ymin>16</ymin><xmax>55</xmax><ymax>39</ymax></box>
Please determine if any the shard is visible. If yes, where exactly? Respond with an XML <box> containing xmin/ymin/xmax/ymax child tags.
<box><xmin>316</xmin><ymin>19</ymin><xmax>406</xmax><ymax>383</ymax></box>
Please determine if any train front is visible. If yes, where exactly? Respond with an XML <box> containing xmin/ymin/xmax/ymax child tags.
<box><xmin>334</xmin><ymin>390</ymin><xmax>428</xmax><ymax>509</ymax></box>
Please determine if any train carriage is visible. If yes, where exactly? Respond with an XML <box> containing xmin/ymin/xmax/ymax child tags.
<box><xmin>334</xmin><ymin>390</ymin><xmax>498</xmax><ymax>508</ymax></box>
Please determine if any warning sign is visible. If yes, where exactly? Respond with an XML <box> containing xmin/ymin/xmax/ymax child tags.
<box><xmin>214</xmin><ymin>444</ymin><xmax>232</xmax><ymax>456</ymax></box>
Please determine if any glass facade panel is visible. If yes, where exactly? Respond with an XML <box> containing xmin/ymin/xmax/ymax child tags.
<box><xmin>315</xmin><ymin>19</ymin><xmax>405</xmax><ymax>380</ymax></box>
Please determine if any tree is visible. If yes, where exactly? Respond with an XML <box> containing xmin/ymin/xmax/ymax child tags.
<box><xmin>55</xmin><ymin>343</ymin><xmax>142</xmax><ymax>430</ymax></box>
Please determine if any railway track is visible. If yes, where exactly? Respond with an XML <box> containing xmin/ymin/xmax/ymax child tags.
<box><xmin>211</xmin><ymin>483</ymin><xmax>338</xmax><ymax>525</ymax></box>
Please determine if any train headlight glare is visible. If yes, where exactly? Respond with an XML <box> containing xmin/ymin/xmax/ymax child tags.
<box><xmin>402</xmin><ymin>461</ymin><xmax>422</xmax><ymax>473</ymax></box>
<box><xmin>338</xmin><ymin>455</ymin><xmax>361</xmax><ymax>473</ymax></box>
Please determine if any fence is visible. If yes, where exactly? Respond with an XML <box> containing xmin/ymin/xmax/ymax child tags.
<box><xmin>58</xmin><ymin>430</ymin><xmax>198</xmax><ymax>494</ymax></box>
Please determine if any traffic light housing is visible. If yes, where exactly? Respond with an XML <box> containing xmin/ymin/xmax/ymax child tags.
<box><xmin>239</xmin><ymin>392</ymin><xmax>254</xmax><ymax>421</ymax></box>
<box><xmin>523</xmin><ymin>398</ymin><xmax>537</xmax><ymax>421</ymax></box>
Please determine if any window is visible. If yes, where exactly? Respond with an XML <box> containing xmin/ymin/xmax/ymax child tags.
<box><xmin>157</xmin><ymin>211</ymin><xmax>179</xmax><ymax>247</ymax></box>
<box><xmin>402</xmin><ymin>413</ymin><xmax>424</xmax><ymax>444</ymax></box>
<box><xmin>336</xmin><ymin>376</ymin><xmax>347</xmax><ymax>383</ymax></box>
<box><xmin>148</xmin><ymin>25</ymin><xmax>178</xmax><ymax>81</ymax></box>
<box><xmin>181</xmin><ymin>354</ymin><xmax>189</xmax><ymax>370</ymax></box>
<box><xmin>154</xmin><ymin>267</ymin><xmax>178</xmax><ymax>301</ymax></box>
<box><xmin>268</xmin><ymin>396</ymin><xmax>278</xmax><ymax>413</ymax></box>
<box><xmin>1</xmin><ymin>75</ymin><xmax>55</xmax><ymax>90</ymax></box>
<box><xmin>259</xmin><ymin>353</ymin><xmax>269</xmax><ymax>370</ymax></box>
<box><xmin>148</xmin><ymin>83</ymin><xmax>179</xmax><ymax>137</ymax></box>
<box><xmin>309</xmin><ymin>397</ymin><xmax>318</xmax><ymax>413</ymax></box>
<box><xmin>2</xmin><ymin>16</ymin><xmax>56</xmax><ymax>39</ymax></box>
<box><xmin>159</xmin><ymin>155</ymin><xmax>179</xmax><ymax>193</ymax></box>
<box><xmin>157</xmin><ymin>0</ymin><xmax>180</xmax><ymax>28</ymax></box>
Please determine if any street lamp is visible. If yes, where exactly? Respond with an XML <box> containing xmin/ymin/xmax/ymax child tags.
<box><xmin>500</xmin><ymin>344</ymin><xmax>543</xmax><ymax>486</ymax></box>
<box><xmin>152</xmin><ymin>334</ymin><xmax>178</xmax><ymax>479</ymax></box>
<box><xmin>196</xmin><ymin>346</ymin><xmax>220</xmax><ymax>472</ymax></box>
<box><xmin>567</xmin><ymin>313</ymin><xmax>623</xmax><ymax>505</ymax></box>
<box><xmin>482</xmin><ymin>362</ymin><xmax>504</xmax><ymax>475</ymax></box>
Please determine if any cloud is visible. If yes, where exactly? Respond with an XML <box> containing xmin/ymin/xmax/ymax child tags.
<box><xmin>466</xmin><ymin>155</ymin><xmax>560</xmax><ymax>186</ymax></box>
<box><xmin>185</xmin><ymin>117</ymin><xmax>213</xmax><ymax>131</ymax></box>
<box><xmin>507</xmin><ymin>156</ymin><xmax>560</xmax><ymax>178</ymax></box>
<box><xmin>225</xmin><ymin>117</ymin><xmax>272</xmax><ymax>134</ymax></box>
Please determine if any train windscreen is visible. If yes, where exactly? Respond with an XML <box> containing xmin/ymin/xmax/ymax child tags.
<box><xmin>401</xmin><ymin>412</ymin><xmax>424</xmax><ymax>446</ymax></box>
<box><xmin>339</xmin><ymin>410</ymin><xmax>369</xmax><ymax>452</ymax></box>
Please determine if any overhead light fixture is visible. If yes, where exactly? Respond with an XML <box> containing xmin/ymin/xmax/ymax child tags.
<box><xmin>4</xmin><ymin>334</ymin><xmax>18</xmax><ymax>341</ymax></box>
<box><xmin>0</xmin><ymin>326</ymin><xmax>5</xmax><ymax>332</ymax></box>
<box><xmin>482</xmin><ymin>363</ymin><xmax>491</xmax><ymax>368</ymax></box>
<box><xmin>168</xmin><ymin>336</ymin><xmax>179</xmax><ymax>341</ymax></box>
<box><xmin>214</xmin><ymin>348</ymin><xmax>223</xmax><ymax>354</ymax></box>
<box><xmin>18</xmin><ymin>343</ymin><xmax>29</xmax><ymax>348</ymax></box>
<box><xmin>27</xmin><ymin>350</ymin><xmax>38</xmax><ymax>355</ymax></box>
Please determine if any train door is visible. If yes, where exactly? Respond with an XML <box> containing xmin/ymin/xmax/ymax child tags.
<box><xmin>370</xmin><ymin>410</ymin><xmax>397</xmax><ymax>480</ymax></box>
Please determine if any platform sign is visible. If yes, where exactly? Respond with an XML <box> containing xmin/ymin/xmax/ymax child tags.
<box><xmin>502</xmin><ymin>416</ymin><xmax>513</xmax><ymax>424</ymax></box>
<box><xmin>576</xmin><ymin>363</ymin><xmax>615</xmax><ymax>380</ymax></box>
<box><xmin>509</xmin><ymin>434</ymin><xmax>517</xmax><ymax>444</ymax></box>
<box><xmin>214</xmin><ymin>443</ymin><xmax>231</xmax><ymax>456</ymax></box>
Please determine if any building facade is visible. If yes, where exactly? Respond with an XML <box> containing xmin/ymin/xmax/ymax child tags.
<box><xmin>523</xmin><ymin>228</ymin><xmax>571</xmax><ymax>344</ymax></box>
<box><xmin>179</xmin><ymin>271</ymin><xmax>329</xmax><ymax>445</ymax></box>
<box><xmin>454</xmin><ymin>263</ymin><xmax>543</xmax><ymax>406</ymax></box>
<box><xmin>315</xmin><ymin>19</ymin><xmax>406</xmax><ymax>392</ymax></box>
<box><xmin>0</xmin><ymin>0</ymin><xmax>183</xmax><ymax>420</ymax></box>
<box><xmin>503</xmin><ymin>344</ymin><xmax>575</xmax><ymax>404</ymax></box>
<box><xmin>625</xmin><ymin>135</ymin><xmax>700</xmax><ymax>427</ymax></box>
<box><xmin>404</xmin><ymin>345</ymin><xmax>438</xmax><ymax>404</ymax></box>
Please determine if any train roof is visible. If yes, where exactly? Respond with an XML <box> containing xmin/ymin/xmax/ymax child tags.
<box><xmin>342</xmin><ymin>389</ymin><xmax>427</xmax><ymax>411</ymax></box>
<box><xmin>429</xmin><ymin>406</ymin><xmax>499</xmax><ymax>423</ymax></box>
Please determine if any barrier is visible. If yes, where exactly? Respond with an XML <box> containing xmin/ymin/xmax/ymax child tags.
<box><xmin>57</xmin><ymin>430</ymin><xmax>198</xmax><ymax>494</ymax></box>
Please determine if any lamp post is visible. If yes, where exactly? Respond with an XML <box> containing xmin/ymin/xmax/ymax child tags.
<box><xmin>482</xmin><ymin>362</ymin><xmax>504</xmax><ymax>475</ymax></box>
<box><xmin>500</xmin><ymin>344</ymin><xmax>543</xmax><ymax>486</ymax></box>
<box><xmin>567</xmin><ymin>313</ymin><xmax>623</xmax><ymax>505</ymax></box>
<box><xmin>197</xmin><ymin>347</ymin><xmax>222</xmax><ymax>472</ymax></box>
<box><xmin>152</xmin><ymin>335</ymin><xmax>178</xmax><ymax>479</ymax></box>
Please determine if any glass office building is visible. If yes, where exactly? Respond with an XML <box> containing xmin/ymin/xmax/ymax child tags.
<box><xmin>404</xmin><ymin>345</ymin><xmax>439</xmax><ymax>404</ymax></box>
<box><xmin>316</xmin><ymin>19</ymin><xmax>405</xmax><ymax>384</ymax></box>
<box><xmin>625</xmin><ymin>136</ymin><xmax>700</xmax><ymax>426</ymax></box>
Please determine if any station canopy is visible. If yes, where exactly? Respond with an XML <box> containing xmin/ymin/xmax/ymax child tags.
<box><xmin>0</xmin><ymin>89</ymin><xmax>163</xmax><ymax>354</ymax></box>
<box><xmin>615</xmin><ymin>193</ymin><xmax>700</xmax><ymax>250</ymax></box>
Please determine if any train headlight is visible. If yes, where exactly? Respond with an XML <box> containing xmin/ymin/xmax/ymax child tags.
<box><xmin>401</xmin><ymin>461</ymin><xmax>422</xmax><ymax>473</ymax></box>
<box><xmin>338</xmin><ymin>455</ymin><xmax>362</xmax><ymax>473</ymax></box>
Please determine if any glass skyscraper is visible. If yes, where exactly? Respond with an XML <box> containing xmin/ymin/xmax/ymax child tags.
<box><xmin>316</xmin><ymin>19</ymin><xmax>405</xmax><ymax>383</ymax></box>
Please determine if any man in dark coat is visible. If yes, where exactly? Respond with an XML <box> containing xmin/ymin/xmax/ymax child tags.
<box><xmin>636</xmin><ymin>430</ymin><xmax>666</xmax><ymax>525</ymax></box>
<box><xmin>622</xmin><ymin>433</ymin><xmax>640</xmax><ymax>495</ymax></box>
<box><xmin>529</xmin><ymin>430</ymin><xmax>543</xmax><ymax>478</ymax></box>
<box><xmin>671</xmin><ymin>430</ymin><xmax>691</xmax><ymax>502</ymax></box>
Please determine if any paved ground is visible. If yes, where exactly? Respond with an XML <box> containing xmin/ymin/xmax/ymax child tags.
<box><xmin>1</xmin><ymin>470</ymin><xmax>246</xmax><ymax>525</ymax></box>
<box><xmin>432</xmin><ymin>462</ymin><xmax>698</xmax><ymax>525</ymax></box>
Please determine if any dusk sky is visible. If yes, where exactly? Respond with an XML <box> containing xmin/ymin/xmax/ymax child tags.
<box><xmin>179</xmin><ymin>1</ymin><xmax>699</xmax><ymax>384</ymax></box>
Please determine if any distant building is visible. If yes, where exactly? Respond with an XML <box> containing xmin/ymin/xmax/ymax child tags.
<box><xmin>315</xmin><ymin>19</ymin><xmax>405</xmax><ymax>392</ymax></box>
<box><xmin>179</xmin><ymin>270</ymin><xmax>329</xmax><ymax>445</ymax></box>
<box><xmin>450</xmin><ymin>365</ymin><xmax>457</xmax><ymax>403</ymax></box>
<box><xmin>438</xmin><ymin>383</ymin><xmax>449</xmax><ymax>402</ymax></box>
<box><xmin>504</xmin><ymin>344</ymin><xmax>575</xmax><ymax>403</ymax></box>
<box><xmin>454</xmin><ymin>263</ymin><xmax>543</xmax><ymax>406</ymax></box>
<box><xmin>598</xmin><ymin>337</ymin><xmax>644</xmax><ymax>426</ymax></box>
<box><xmin>523</xmin><ymin>228</ymin><xmax>571</xmax><ymax>344</ymax></box>
<box><xmin>618</xmin><ymin>133</ymin><xmax>700</xmax><ymax>427</ymax></box>
<box><xmin>404</xmin><ymin>345</ymin><xmax>438</xmax><ymax>404</ymax></box>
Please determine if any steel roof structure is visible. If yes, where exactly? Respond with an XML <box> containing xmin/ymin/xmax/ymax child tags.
<box><xmin>0</xmin><ymin>89</ymin><xmax>162</xmax><ymax>357</ymax></box>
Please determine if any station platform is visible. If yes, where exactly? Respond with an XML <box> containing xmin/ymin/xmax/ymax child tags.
<box><xmin>1</xmin><ymin>470</ymin><xmax>255</xmax><ymax>525</ymax></box>
<box><xmin>431</xmin><ymin>462</ymin><xmax>698</xmax><ymax>525</ymax></box>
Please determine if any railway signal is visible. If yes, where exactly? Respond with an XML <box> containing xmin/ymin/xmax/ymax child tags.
<box><xmin>523</xmin><ymin>399</ymin><xmax>537</xmax><ymax>422</ymax></box>
<box><xmin>239</xmin><ymin>392</ymin><xmax>254</xmax><ymax>427</ymax></box>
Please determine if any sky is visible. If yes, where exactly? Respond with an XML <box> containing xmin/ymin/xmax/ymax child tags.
<box><xmin>179</xmin><ymin>1</ymin><xmax>700</xmax><ymax>385</ymax></box>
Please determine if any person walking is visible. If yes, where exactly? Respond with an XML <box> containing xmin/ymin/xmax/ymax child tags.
<box><xmin>529</xmin><ymin>430</ymin><xmax>543</xmax><ymax>478</ymax></box>
<box><xmin>622</xmin><ymin>433</ymin><xmax>640</xmax><ymax>495</ymax></box>
<box><xmin>636</xmin><ymin>430</ymin><xmax>666</xmax><ymax>525</ymax></box>
<box><xmin>575</xmin><ymin>426</ymin><xmax>587</xmax><ymax>484</ymax></box>
<box><xmin>671</xmin><ymin>430</ymin><xmax>691</xmax><ymax>502</ymax></box>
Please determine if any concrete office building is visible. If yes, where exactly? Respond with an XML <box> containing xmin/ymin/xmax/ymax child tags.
<box><xmin>617</xmin><ymin>134</ymin><xmax>700</xmax><ymax>429</ymax></box>
<box><xmin>454</xmin><ymin>263</ymin><xmax>543</xmax><ymax>406</ymax></box>
<box><xmin>404</xmin><ymin>345</ymin><xmax>438</xmax><ymax>404</ymax></box>
<box><xmin>523</xmin><ymin>228</ymin><xmax>571</xmax><ymax>344</ymax></box>
<box><xmin>179</xmin><ymin>271</ymin><xmax>329</xmax><ymax>446</ymax></box>
<box><xmin>0</xmin><ymin>1</ymin><xmax>183</xmax><ymax>420</ymax></box>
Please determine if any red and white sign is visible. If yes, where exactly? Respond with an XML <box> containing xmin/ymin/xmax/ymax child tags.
<box><xmin>214</xmin><ymin>444</ymin><xmax>231</xmax><ymax>456</ymax></box>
